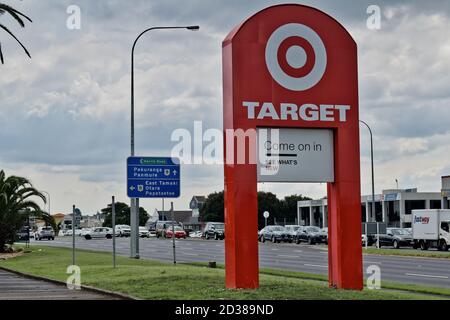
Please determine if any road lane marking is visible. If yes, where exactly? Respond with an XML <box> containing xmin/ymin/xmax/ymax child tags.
<box><xmin>304</xmin><ymin>264</ymin><xmax>327</xmax><ymax>268</ymax></box>
<box><xmin>277</xmin><ymin>255</ymin><xmax>300</xmax><ymax>258</ymax></box>
<box><xmin>293</xmin><ymin>250</ymin><xmax>303</xmax><ymax>253</ymax></box>
<box><xmin>405</xmin><ymin>273</ymin><xmax>449</xmax><ymax>279</ymax></box>
<box><xmin>364</xmin><ymin>261</ymin><xmax>382</xmax><ymax>265</ymax></box>
<box><xmin>271</xmin><ymin>248</ymin><xmax>279</xmax><ymax>251</ymax></box>
<box><xmin>181</xmin><ymin>253</ymin><xmax>199</xmax><ymax>256</ymax></box>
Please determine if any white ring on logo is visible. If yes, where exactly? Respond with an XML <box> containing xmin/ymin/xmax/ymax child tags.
<box><xmin>265</xmin><ymin>23</ymin><xmax>327</xmax><ymax>91</ymax></box>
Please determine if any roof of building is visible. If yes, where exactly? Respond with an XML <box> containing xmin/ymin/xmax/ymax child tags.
<box><xmin>192</xmin><ymin>196</ymin><xmax>206</xmax><ymax>203</ymax></box>
<box><xmin>157</xmin><ymin>210</ymin><xmax>194</xmax><ymax>224</ymax></box>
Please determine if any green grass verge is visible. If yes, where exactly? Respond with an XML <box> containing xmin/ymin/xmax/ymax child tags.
<box><xmin>363</xmin><ymin>247</ymin><xmax>450</xmax><ymax>259</ymax></box>
<box><xmin>0</xmin><ymin>246</ymin><xmax>446</xmax><ymax>300</ymax></box>
<box><xmin>183</xmin><ymin>261</ymin><xmax>450</xmax><ymax>298</ymax></box>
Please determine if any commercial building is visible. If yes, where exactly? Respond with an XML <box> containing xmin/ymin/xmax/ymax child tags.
<box><xmin>298</xmin><ymin>182</ymin><xmax>447</xmax><ymax>228</ymax></box>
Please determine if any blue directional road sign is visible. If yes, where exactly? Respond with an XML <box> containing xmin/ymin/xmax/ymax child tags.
<box><xmin>127</xmin><ymin>157</ymin><xmax>180</xmax><ymax>198</ymax></box>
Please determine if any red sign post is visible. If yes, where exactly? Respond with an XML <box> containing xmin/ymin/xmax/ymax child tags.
<box><xmin>223</xmin><ymin>4</ymin><xmax>363</xmax><ymax>290</ymax></box>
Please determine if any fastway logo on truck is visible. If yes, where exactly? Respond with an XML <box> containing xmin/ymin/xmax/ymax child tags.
<box><xmin>414</xmin><ymin>216</ymin><xmax>430</xmax><ymax>224</ymax></box>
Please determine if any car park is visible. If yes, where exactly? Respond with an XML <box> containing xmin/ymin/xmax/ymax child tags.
<box><xmin>116</xmin><ymin>225</ymin><xmax>131</xmax><ymax>237</ymax></box>
<box><xmin>165</xmin><ymin>226</ymin><xmax>187</xmax><ymax>239</ymax></box>
<box><xmin>377</xmin><ymin>228</ymin><xmax>414</xmax><ymax>249</ymax></box>
<box><xmin>294</xmin><ymin>226</ymin><xmax>326</xmax><ymax>245</ymax></box>
<box><xmin>156</xmin><ymin>220</ymin><xmax>179</xmax><ymax>238</ymax></box>
<box><xmin>84</xmin><ymin>227</ymin><xmax>114</xmax><ymax>240</ymax></box>
<box><xmin>258</xmin><ymin>225</ymin><xmax>291</xmax><ymax>243</ymax></box>
<box><xmin>35</xmin><ymin>226</ymin><xmax>55</xmax><ymax>241</ymax></box>
<box><xmin>284</xmin><ymin>225</ymin><xmax>301</xmax><ymax>239</ymax></box>
<box><xmin>139</xmin><ymin>226</ymin><xmax>150</xmax><ymax>238</ymax></box>
<box><xmin>203</xmin><ymin>222</ymin><xmax>225</xmax><ymax>240</ymax></box>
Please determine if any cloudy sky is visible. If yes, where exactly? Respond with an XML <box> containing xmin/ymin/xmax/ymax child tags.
<box><xmin>1</xmin><ymin>0</ymin><xmax>450</xmax><ymax>215</ymax></box>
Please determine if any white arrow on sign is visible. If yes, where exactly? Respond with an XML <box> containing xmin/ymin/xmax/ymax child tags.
<box><xmin>130</xmin><ymin>186</ymin><xmax>136</xmax><ymax>191</ymax></box>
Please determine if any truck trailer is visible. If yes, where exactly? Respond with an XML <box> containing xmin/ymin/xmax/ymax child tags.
<box><xmin>412</xmin><ymin>209</ymin><xmax>450</xmax><ymax>251</ymax></box>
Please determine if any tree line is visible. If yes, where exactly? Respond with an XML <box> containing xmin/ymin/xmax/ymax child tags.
<box><xmin>200</xmin><ymin>191</ymin><xmax>311</xmax><ymax>229</ymax></box>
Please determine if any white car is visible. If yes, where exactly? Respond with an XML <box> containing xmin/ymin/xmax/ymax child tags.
<box><xmin>80</xmin><ymin>228</ymin><xmax>92</xmax><ymax>236</ymax></box>
<box><xmin>139</xmin><ymin>226</ymin><xmax>150</xmax><ymax>238</ymax></box>
<box><xmin>116</xmin><ymin>224</ymin><xmax>131</xmax><ymax>237</ymax></box>
<box><xmin>35</xmin><ymin>226</ymin><xmax>55</xmax><ymax>241</ymax></box>
<box><xmin>189</xmin><ymin>230</ymin><xmax>202</xmax><ymax>238</ymax></box>
<box><xmin>84</xmin><ymin>227</ymin><xmax>114</xmax><ymax>240</ymax></box>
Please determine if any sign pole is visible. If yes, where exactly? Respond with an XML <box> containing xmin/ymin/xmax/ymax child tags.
<box><xmin>171</xmin><ymin>202</ymin><xmax>176</xmax><ymax>264</ymax></box>
<box><xmin>112</xmin><ymin>196</ymin><xmax>116</xmax><ymax>268</ymax></box>
<box><xmin>72</xmin><ymin>205</ymin><xmax>76</xmax><ymax>266</ymax></box>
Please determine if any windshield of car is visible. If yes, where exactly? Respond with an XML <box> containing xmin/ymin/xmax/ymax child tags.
<box><xmin>391</xmin><ymin>229</ymin><xmax>411</xmax><ymax>235</ymax></box>
<box><xmin>212</xmin><ymin>223</ymin><xmax>224</xmax><ymax>229</ymax></box>
<box><xmin>272</xmin><ymin>226</ymin><xmax>285</xmax><ymax>231</ymax></box>
<box><xmin>306</xmin><ymin>227</ymin><xmax>320</xmax><ymax>233</ymax></box>
<box><xmin>171</xmin><ymin>226</ymin><xmax>183</xmax><ymax>231</ymax></box>
<box><xmin>42</xmin><ymin>227</ymin><xmax>52</xmax><ymax>231</ymax></box>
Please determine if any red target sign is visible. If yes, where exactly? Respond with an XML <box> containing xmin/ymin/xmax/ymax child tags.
<box><xmin>223</xmin><ymin>4</ymin><xmax>363</xmax><ymax>290</ymax></box>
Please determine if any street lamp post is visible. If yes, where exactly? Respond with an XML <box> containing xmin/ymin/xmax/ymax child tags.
<box><xmin>360</xmin><ymin>120</ymin><xmax>375</xmax><ymax>223</ymax></box>
<box><xmin>130</xmin><ymin>25</ymin><xmax>200</xmax><ymax>259</ymax></box>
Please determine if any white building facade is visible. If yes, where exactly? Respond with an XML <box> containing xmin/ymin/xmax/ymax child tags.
<box><xmin>298</xmin><ymin>187</ymin><xmax>443</xmax><ymax>228</ymax></box>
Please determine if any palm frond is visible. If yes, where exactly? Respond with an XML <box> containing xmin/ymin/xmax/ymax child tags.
<box><xmin>0</xmin><ymin>23</ymin><xmax>30</xmax><ymax>60</ymax></box>
<box><xmin>0</xmin><ymin>4</ymin><xmax>32</xmax><ymax>26</ymax></box>
<box><xmin>0</xmin><ymin>4</ymin><xmax>24</xmax><ymax>27</ymax></box>
<box><xmin>0</xmin><ymin>42</ymin><xmax>3</xmax><ymax>64</ymax></box>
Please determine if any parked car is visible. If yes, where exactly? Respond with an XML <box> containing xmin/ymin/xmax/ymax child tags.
<box><xmin>203</xmin><ymin>222</ymin><xmax>225</xmax><ymax>240</ymax></box>
<box><xmin>377</xmin><ymin>228</ymin><xmax>414</xmax><ymax>249</ymax></box>
<box><xmin>116</xmin><ymin>225</ymin><xmax>131</xmax><ymax>237</ymax></box>
<box><xmin>139</xmin><ymin>226</ymin><xmax>150</xmax><ymax>238</ymax></box>
<box><xmin>259</xmin><ymin>225</ymin><xmax>291</xmax><ymax>243</ymax></box>
<box><xmin>189</xmin><ymin>230</ymin><xmax>202</xmax><ymax>238</ymax></box>
<box><xmin>35</xmin><ymin>226</ymin><xmax>55</xmax><ymax>241</ymax></box>
<box><xmin>294</xmin><ymin>226</ymin><xmax>326</xmax><ymax>245</ymax></box>
<box><xmin>284</xmin><ymin>225</ymin><xmax>301</xmax><ymax>238</ymax></box>
<box><xmin>84</xmin><ymin>227</ymin><xmax>114</xmax><ymax>240</ymax></box>
<box><xmin>362</xmin><ymin>233</ymin><xmax>375</xmax><ymax>246</ymax></box>
<box><xmin>165</xmin><ymin>226</ymin><xmax>187</xmax><ymax>239</ymax></box>
<box><xmin>16</xmin><ymin>227</ymin><xmax>30</xmax><ymax>241</ymax></box>
<box><xmin>155</xmin><ymin>220</ymin><xmax>179</xmax><ymax>238</ymax></box>
<box><xmin>321</xmin><ymin>227</ymin><xmax>328</xmax><ymax>244</ymax></box>
<box><xmin>80</xmin><ymin>228</ymin><xmax>92</xmax><ymax>237</ymax></box>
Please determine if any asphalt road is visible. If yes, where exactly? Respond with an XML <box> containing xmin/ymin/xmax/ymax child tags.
<box><xmin>0</xmin><ymin>268</ymin><xmax>117</xmax><ymax>300</ymax></box>
<box><xmin>30</xmin><ymin>237</ymin><xmax>450</xmax><ymax>289</ymax></box>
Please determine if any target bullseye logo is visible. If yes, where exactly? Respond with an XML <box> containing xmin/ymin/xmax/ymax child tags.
<box><xmin>265</xmin><ymin>23</ymin><xmax>327</xmax><ymax>91</ymax></box>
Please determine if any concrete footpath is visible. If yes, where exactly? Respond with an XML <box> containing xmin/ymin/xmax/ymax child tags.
<box><xmin>0</xmin><ymin>269</ymin><xmax>118</xmax><ymax>300</ymax></box>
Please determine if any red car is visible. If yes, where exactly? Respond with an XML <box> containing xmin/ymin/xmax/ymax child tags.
<box><xmin>165</xmin><ymin>226</ymin><xmax>187</xmax><ymax>239</ymax></box>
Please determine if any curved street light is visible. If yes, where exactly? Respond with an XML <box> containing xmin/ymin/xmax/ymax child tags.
<box><xmin>359</xmin><ymin>120</ymin><xmax>375</xmax><ymax>223</ymax></box>
<box><xmin>129</xmin><ymin>25</ymin><xmax>200</xmax><ymax>259</ymax></box>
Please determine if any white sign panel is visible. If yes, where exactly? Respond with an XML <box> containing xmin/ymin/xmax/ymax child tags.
<box><xmin>257</xmin><ymin>128</ymin><xmax>334</xmax><ymax>183</ymax></box>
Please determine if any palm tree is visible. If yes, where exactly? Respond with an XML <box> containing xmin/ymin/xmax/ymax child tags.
<box><xmin>0</xmin><ymin>2</ymin><xmax>32</xmax><ymax>64</ymax></box>
<box><xmin>0</xmin><ymin>170</ymin><xmax>55</xmax><ymax>252</ymax></box>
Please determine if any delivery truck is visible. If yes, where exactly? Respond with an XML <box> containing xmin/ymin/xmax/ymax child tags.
<box><xmin>412</xmin><ymin>209</ymin><xmax>450</xmax><ymax>251</ymax></box>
